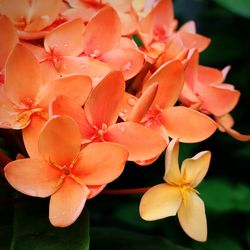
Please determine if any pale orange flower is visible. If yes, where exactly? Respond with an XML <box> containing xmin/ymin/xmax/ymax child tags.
<box><xmin>5</xmin><ymin>116</ymin><xmax>129</xmax><ymax>227</ymax></box>
<box><xmin>140</xmin><ymin>138</ymin><xmax>211</xmax><ymax>242</ymax></box>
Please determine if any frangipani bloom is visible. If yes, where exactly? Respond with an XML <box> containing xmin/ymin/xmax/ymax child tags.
<box><xmin>140</xmin><ymin>138</ymin><xmax>211</xmax><ymax>242</ymax></box>
<box><xmin>5</xmin><ymin>116</ymin><xmax>129</xmax><ymax>227</ymax></box>
<box><xmin>0</xmin><ymin>44</ymin><xmax>92</xmax><ymax>156</ymax></box>
<box><xmin>121</xmin><ymin>60</ymin><xmax>217</xmax><ymax>143</ymax></box>
<box><xmin>0</xmin><ymin>0</ymin><xmax>64</xmax><ymax>40</ymax></box>
<box><xmin>51</xmin><ymin>71</ymin><xmax>166</xmax><ymax>163</ymax></box>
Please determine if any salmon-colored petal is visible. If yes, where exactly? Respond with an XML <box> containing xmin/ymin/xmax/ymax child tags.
<box><xmin>178</xmin><ymin>191</ymin><xmax>207</xmax><ymax>242</ymax></box>
<box><xmin>22</xmin><ymin>114</ymin><xmax>46</xmax><ymax>158</ymax></box>
<box><xmin>197</xmin><ymin>83</ymin><xmax>240</xmax><ymax>116</ymax></box>
<box><xmin>62</xmin><ymin>7</ymin><xmax>96</xmax><ymax>23</ymax></box>
<box><xmin>85</xmin><ymin>71</ymin><xmax>125</xmax><ymax>128</ymax></box>
<box><xmin>38</xmin><ymin>116</ymin><xmax>81</xmax><ymax>166</ymax></box>
<box><xmin>181</xmin><ymin>151</ymin><xmax>211</xmax><ymax>187</ymax></box>
<box><xmin>164</xmin><ymin>138</ymin><xmax>182</xmax><ymax>184</ymax></box>
<box><xmin>105</xmin><ymin>122</ymin><xmax>166</xmax><ymax>162</ymax></box>
<box><xmin>102</xmin><ymin>48</ymin><xmax>145</xmax><ymax>80</ymax></box>
<box><xmin>127</xmin><ymin>83</ymin><xmax>158</xmax><ymax>123</ymax></box>
<box><xmin>184</xmin><ymin>49</ymin><xmax>198</xmax><ymax>90</ymax></box>
<box><xmin>161</xmin><ymin>106</ymin><xmax>217</xmax><ymax>143</ymax></box>
<box><xmin>198</xmin><ymin>65</ymin><xmax>223</xmax><ymax>85</ymax></box>
<box><xmin>140</xmin><ymin>183</ymin><xmax>182</xmax><ymax>221</ymax></box>
<box><xmin>4</xmin><ymin>44</ymin><xmax>42</xmax><ymax>105</ymax></box>
<box><xmin>145</xmin><ymin>122</ymin><xmax>170</xmax><ymax>144</ymax></box>
<box><xmin>0</xmin><ymin>16</ymin><xmax>18</xmax><ymax>70</ymax></box>
<box><xmin>49</xmin><ymin>178</ymin><xmax>90</xmax><ymax>227</ymax></box>
<box><xmin>50</xmin><ymin>96</ymin><xmax>95</xmax><ymax>142</ymax></box>
<box><xmin>17</xmin><ymin>30</ymin><xmax>50</xmax><ymax>40</ymax></box>
<box><xmin>39</xmin><ymin>74</ymin><xmax>92</xmax><ymax>107</ymax></box>
<box><xmin>44</xmin><ymin>19</ymin><xmax>85</xmax><ymax>56</ymax></box>
<box><xmin>52</xmin><ymin>56</ymin><xmax>112</xmax><ymax>87</ymax></box>
<box><xmin>82</xmin><ymin>6</ymin><xmax>121</xmax><ymax>56</ymax></box>
<box><xmin>179</xmin><ymin>83</ymin><xmax>200</xmax><ymax>107</ymax></box>
<box><xmin>179</xmin><ymin>31</ymin><xmax>211</xmax><ymax>52</ymax></box>
<box><xmin>179</xmin><ymin>21</ymin><xmax>196</xmax><ymax>33</ymax></box>
<box><xmin>221</xmin><ymin>65</ymin><xmax>231</xmax><ymax>81</ymax></box>
<box><xmin>4</xmin><ymin>158</ymin><xmax>61</xmax><ymax>198</ymax></box>
<box><xmin>118</xmin><ymin>10</ymin><xmax>138</xmax><ymax>36</ymax></box>
<box><xmin>215</xmin><ymin>115</ymin><xmax>250</xmax><ymax>141</ymax></box>
<box><xmin>74</xmin><ymin>142</ymin><xmax>128</xmax><ymax>185</ymax></box>
<box><xmin>87</xmin><ymin>184</ymin><xmax>106</xmax><ymax>199</ymax></box>
<box><xmin>143</xmin><ymin>60</ymin><xmax>184</xmax><ymax>109</ymax></box>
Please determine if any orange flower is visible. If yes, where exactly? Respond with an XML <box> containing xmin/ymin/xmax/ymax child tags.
<box><xmin>140</xmin><ymin>138</ymin><xmax>211</xmax><ymax>242</ymax></box>
<box><xmin>51</xmin><ymin>71</ymin><xmax>166</xmax><ymax>163</ymax></box>
<box><xmin>0</xmin><ymin>0</ymin><xmax>64</xmax><ymax>40</ymax></box>
<box><xmin>5</xmin><ymin>116</ymin><xmax>129</xmax><ymax>227</ymax></box>
<box><xmin>0</xmin><ymin>44</ymin><xmax>92</xmax><ymax>156</ymax></box>
<box><xmin>121</xmin><ymin>60</ymin><xmax>217</xmax><ymax>143</ymax></box>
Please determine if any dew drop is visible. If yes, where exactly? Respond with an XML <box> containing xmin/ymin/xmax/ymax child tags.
<box><xmin>122</xmin><ymin>61</ymin><xmax>132</xmax><ymax>72</ymax></box>
<box><xmin>41</xmin><ymin>15</ymin><xmax>50</xmax><ymax>22</ymax></box>
<box><xmin>119</xmin><ymin>112</ymin><xmax>125</xmax><ymax>117</ymax></box>
<box><xmin>63</xmin><ymin>43</ymin><xmax>69</xmax><ymax>48</ymax></box>
<box><xmin>128</xmin><ymin>98</ymin><xmax>136</xmax><ymax>106</ymax></box>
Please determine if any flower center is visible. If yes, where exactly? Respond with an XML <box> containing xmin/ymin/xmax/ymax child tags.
<box><xmin>141</xmin><ymin>105</ymin><xmax>163</xmax><ymax>127</ymax></box>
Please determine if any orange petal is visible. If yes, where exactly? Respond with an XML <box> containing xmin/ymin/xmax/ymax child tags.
<box><xmin>49</xmin><ymin>177</ymin><xmax>90</xmax><ymax>227</ymax></box>
<box><xmin>161</xmin><ymin>106</ymin><xmax>217</xmax><ymax>143</ymax></box>
<box><xmin>179</xmin><ymin>21</ymin><xmax>196</xmax><ymax>33</ymax></box>
<box><xmin>179</xmin><ymin>31</ymin><xmax>211</xmax><ymax>52</ymax></box>
<box><xmin>105</xmin><ymin>121</ymin><xmax>166</xmax><ymax>162</ymax></box>
<box><xmin>140</xmin><ymin>183</ymin><xmax>182</xmax><ymax>221</ymax></box>
<box><xmin>22</xmin><ymin>114</ymin><xmax>46</xmax><ymax>158</ymax></box>
<box><xmin>143</xmin><ymin>60</ymin><xmax>184</xmax><ymax>109</ymax></box>
<box><xmin>4</xmin><ymin>44</ymin><xmax>42</xmax><ymax>105</ymax></box>
<box><xmin>38</xmin><ymin>116</ymin><xmax>81</xmax><ymax>166</ymax></box>
<box><xmin>102</xmin><ymin>48</ymin><xmax>145</xmax><ymax>80</ymax></box>
<box><xmin>4</xmin><ymin>158</ymin><xmax>60</xmax><ymax>198</ymax></box>
<box><xmin>50</xmin><ymin>96</ymin><xmax>95</xmax><ymax>142</ymax></box>
<box><xmin>181</xmin><ymin>151</ymin><xmax>211</xmax><ymax>187</ymax></box>
<box><xmin>164</xmin><ymin>138</ymin><xmax>182</xmax><ymax>184</ymax></box>
<box><xmin>178</xmin><ymin>191</ymin><xmax>207</xmax><ymax>242</ymax></box>
<box><xmin>82</xmin><ymin>6</ymin><xmax>121</xmax><ymax>56</ymax></box>
<box><xmin>39</xmin><ymin>74</ymin><xmax>92</xmax><ymax>107</ymax></box>
<box><xmin>53</xmin><ymin>56</ymin><xmax>112</xmax><ymax>87</ymax></box>
<box><xmin>44</xmin><ymin>19</ymin><xmax>85</xmax><ymax>56</ymax></box>
<box><xmin>74</xmin><ymin>142</ymin><xmax>128</xmax><ymax>185</ymax></box>
<box><xmin>87</xmin><ymin>184</ymin><xmax>106</xmax><ymax>199</ymax></box>
<box><xmin>197</xmin><ymin>83</ymin><xmax>240</xmax><ymax>116</ymax></box>
<box><xmin>0</xmin><ymin>15</ymin><xmax>18</xmax><ymax>70</ymax></box>
<box><xmin>184</xmin><ymin>49</ymin><xmax>198</xmax><ymax>90</ymax></box>
<box><xmin>198</xmin><ymin>65</ymin><xmax>223</xmax><ymax>85</ymax></box>
<box><xmin>85</xmin><ymin>71</ymin><xmax>125</xmax><ymax>128</ymax></box>
<box><xmin>127</xmin><ymin>83</ymin><xmax>158</xmax><ymax>123</ymax></box>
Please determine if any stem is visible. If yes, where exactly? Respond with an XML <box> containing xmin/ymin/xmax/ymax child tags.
<box><xmin>102</xmin><ymin>187</ymin><xmax>151</xmax><ymax>195</ymax></box>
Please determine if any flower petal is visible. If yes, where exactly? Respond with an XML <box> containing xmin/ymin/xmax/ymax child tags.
<box><xmin>38</xmin><ymin>116</ymin><xmax>81</xmax><ymax>166</ymax></box>
<box><xmin>143</xmin><ymin>60</ymin><xmax>184</xmax><ymax>109</ymax></box>
<box><xmin>178</xmin><ymin>191</ymin><xmax>207</xmax><ymax>242</ymax></box>
<box><xmin>102</xmin><ymin>48</ymin><xmax>145</xmax><ymax>80</ymax></box>
<box><xmin>87</xmin><ymin>184</ymin><xmax>106</xmax><ymax>199</ymax></box>
<box><xmin>140</xmin><ymin>183</ymin><xmax>182</xmax><ymax>221</ymax></box>
<box><xmin>181</xmin><ymin>151</ymin><xmax>211</xmax><ymax>187</ymax></box>
<box><xmin>4</xmin><ymin>44</ymin><xmax>42</xmax><ymax>105</ymax></box>
<box><xmin>82</xmin><ymin>6</ymin><xmax>121</xmax><ymax>56</ymax></box>
<box><xmin>50</xmin><ymin>96</ymin><xmax>95</xmax><ymax>142</ymax></box>
<box><xmin>161</xmin><ymin>106</ymin><xmax>217</xmax><ymax>143</ymax></box>
<box><xmin>0</xmin><ymin>15</ymin><xmax>18</xmax><ymax>70</ymax></box>
<box><xmin>198</xmin><ymin>65</ymin><xmax>223</xmax><ymax>85</ymax></box>
<box><xmin>22</xmin><ymin>114</ymin><xmax>46</xmax><ymax>158</ymax></box>
<box><xmin>49</xmin><ymin>177</ymin><xmax>90</xmax><ymax>227</ymax></box>
<box><xmin>105</xmin><ymin>122</ymin><xmax>166</xmax><ymax>162</ymax></box>
<box><xmin>44</xmin><ymin>19</ymin><xmax>85</xmax><ymax>56</ymax></box>
<box><xmin>4</xmin><ymin>158</ymin><xmax>60</xmax><ymax>198</ymax></box>
<box><xmin>39</xmin><ymin>74</ymin><xmax>92</xmax><ymax>107</ymax></box>
<box><xmin>163</xmin><ymin>138</ymin><xmax>182</xmax><ymax>184</ymax></box>
<box><xmin>74</xmin><ymin>142</ymin><xmax>128</xmax><ymax>185</ymax></box>
<box><xmin>85</xmin><ymin>71</ymin><xmax>125</xmax><ymax>128</ymax></box>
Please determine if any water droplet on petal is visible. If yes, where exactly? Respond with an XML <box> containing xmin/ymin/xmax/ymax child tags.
<box><xmin>122</xmin><ymin>61</ymin><xmax>132</xmax><ymax>72</ymax></box>
<box><xmin>41</xmin><ymin>15</ymin><xmax>50</xmax><ymax>22</ymax></box>
<box><xmin>119</xmin><ymin>112</ymin><xmax>125</xmax><ymax>117</ymax></box>
<box><xmin>63</xmin><ymin>43</ymin><xmax>69</xmax><ymax>48</ymax></box>
<box><xmin>128</xmin><ymin>98</ymin><xmax>136</xmax><ymax>106</ymax></box>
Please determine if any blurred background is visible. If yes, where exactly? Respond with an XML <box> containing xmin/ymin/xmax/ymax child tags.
<box><xmin>0</xmin><ymin>0</ymin><xmax>250</xmax><ymax>249</ymax></box>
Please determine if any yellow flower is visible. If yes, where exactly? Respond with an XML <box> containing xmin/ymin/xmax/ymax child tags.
<box><xmin>139</xmin><ymin>138</ymin><xmax>211</xmax><ymax>242</ymax></box>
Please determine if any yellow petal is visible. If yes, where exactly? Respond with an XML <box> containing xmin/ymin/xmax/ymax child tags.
<box><xmin>139</xmin><ymin>183</ymin><xmax>182</xmax><ymax>221</ymax></box>
<box><xmin>181</xmin><ymin>151</ymin><xmax>211</xmax><ymax>187</ymax></box>
<box><xmin>163</xmin><ymin>138</ymin><xmax>182</xmax><ymax>184</ymax></box>
<box><xmin>178</xmin><ymin>191</ymin><xmax>207</xmax><ymax>242</ymax></box>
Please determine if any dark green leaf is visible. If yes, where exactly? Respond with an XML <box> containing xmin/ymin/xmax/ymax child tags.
<box><xmin>11</xmin><ymin>199</ymin><xmax>89</xmax><ymax>250</ymax></box>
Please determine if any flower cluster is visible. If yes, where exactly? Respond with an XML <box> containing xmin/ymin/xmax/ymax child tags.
<box><xmin>0</xmin><ymin>0</ymin><xmax>249</xmax><ymax>242</ymax></box>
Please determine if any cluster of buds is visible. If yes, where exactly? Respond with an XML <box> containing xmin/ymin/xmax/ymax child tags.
<box><xmin>0</xmin><ymin>0</ymin><xmax>249</xmax><ymax>242</ymax></box>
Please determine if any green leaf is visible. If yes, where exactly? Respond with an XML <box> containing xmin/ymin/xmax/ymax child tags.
<box><xmin>11</xmin><ymin>199</ymin><xmax>89</xmax><ymax>250</ymax></box>
<box><xmin>90</xmin><ymin>227</ymin><xmax>191</xmax><ymax>250</ymax></box>
<box><xmin>213</xmin><ymin>0</ymin><xmax>250</xmax><ymax>18</ymax></box>
<box><xmin>198</xmin><ymin>179</ymin><xmax>250</xmax><ymax>212</ymax></box>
